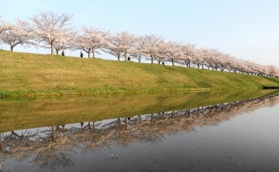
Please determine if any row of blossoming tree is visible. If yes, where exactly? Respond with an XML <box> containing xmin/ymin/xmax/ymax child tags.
<box><xmin>0</xmin><ymin>11</ymin><xmax>278</xmax><ymax>77</ymax></box>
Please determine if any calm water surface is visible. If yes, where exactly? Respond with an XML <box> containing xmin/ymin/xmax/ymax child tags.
<box><xmin>1</xmin><ymin>94</ymin><xmax>279</xmax><ymax>172</ymax></box>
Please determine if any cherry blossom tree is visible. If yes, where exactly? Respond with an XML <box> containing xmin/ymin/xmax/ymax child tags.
<box><xmin>54</xmin><ymin>29</ymin><xmax>77</xmax><ymax>55</ymax></box>
<box><xmin>207</xmin><ymin>49</ymin><xmax>222</xmax><ymax>70</ymax></box>
<box><xmin>0</xmin><ymin>21</ymin><xmax>8</xmax><ymax>34</ymax></box>
<box><xmin>104</xmin><ymin>33</ymin><xmax>122</xmax><ymax>61</ymax></box>
<box><xmin>0</xmin><ymin>20</ymin><xmax>11</xmax><ymax>44</ymax></box>
<box><xmin>142</xmin><ymin>34</ymin><xmax>164</xmax><ymax>64</ymax></box>
<box><xmin>153</xmin><ymin>41</ymin><xmax>168</xmax><ymax>64</ymax></box>
<box><xmin>129</xmin><ymin>36</ymin><xmax>146</xmax><ymax>63</ymax></box>
<box><xmin>254</xmin><ymin>63</ymin><xmax>266</xmax><ymax>76</ymax></box>
<box><xmin>200</xmin><ymin>49</ymin><xmax>211</xmax><ymax>70</ymax></box>
<box><xmin>73</xmin><ymin>26</ymin><xmax>109</xmax><ymax>58</ymax></box>
<box><xmin>0</xmin><ymin>19</ymin><xmax>35</xmax><ymax>51</ymax></box>
<box><xmin>232</xmin><ymin>58</ymin><xmax>244</xmax><ymax>73</ymax></box>
<box><xmin>181</xmin><ymin>44</ymin><xmax>196</xmax><ymax>67</ymax></box>
<box><xmin>215</xmin><ymin>53</ymin><xmax>229</xmax><ymax>72</ymax></box>
<box><xmin>120</xmin><ymin>31</ymin><xmax>137</xmax><ymax>61</ymax></box>
<box><xmin>192</xmin><ymin>48</ymin><xmax>206</xmax><ymax>69</ymax></box>
<box><xmin>162</xmin><ymin>41</ymin><xmax>183</xmax><ymax>66</ymax></box>
<box><xmin>199</xmin><ymin>49</ymin><xmax>211</xmax><ymax>69</ymax></box>
<box><xmin>30</xmin><ymin>11</ymin><xmax>74</xmax><ymax>55</ymax></box>
<box><xmin>224</xmin><ymin>55</ymin><xmax>236</xmax><ymax>72</ymax></box>
<box><xmin>266</xmin><ymin>65</ymin><xmax>277</xmax><ymax>77</ymax></box>
<box><xmin>105</xmin><ymin>31</ymin><xmax>137</xmax><ymax>61</ymax></box>
<box><xmin>106</xmin><ymin>31</ymin><xmax>137</xmax><ymax>61</ymax></box>
<box><xmin>240</xmin><ymin>60</ymin><xmax>251</xmax><ymax>74</ymax></box>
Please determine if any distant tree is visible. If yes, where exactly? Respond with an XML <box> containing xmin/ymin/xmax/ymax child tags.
<box><xmin>181</xmin><ymin>44</ymin><xmax>196</xmax><ymax>67</ymax></box>
<box><xmin>104</xmin><ymin>34</ymin><xmax>122</xmax><ymax>61</ymax></box>
<box><xmin>154</xmin><ymin>42</ymin><xmax>168</xmax><ymax>64</ymax></box>
<box><xmin>129</xmin><ymin>36</ymin><xmax>146</xmax><ymax>63</ymax></box>
<box><xmin>192</xmin><ymin>49</ymin><xmax>202</xmax><ymax>69</ymax></box>
<box><xmin>216</xmin><ymin>52</ymin><xmax>228</xmax><ymax>72</ymax></box>
<box><xmin>161</xmin><ymin>41</ymin><xmax>183</xmax><ymax>66</ymax></box>
<box><xmin>252</xmin><ymin>63</ymin><xmax>264</xmax><ymax>76</ymax></box>
<box><xmin>105</xmin><ymin>31</ymin><xmax>136</xmax><ymax>61</ymax></box>
<box><xmin>224</xmin><ymin>55</ymin><xmax>236</xmax><ymax>72</ymax></box>
<box><xmin>270</xmin><ymin>65</ymin><xmax>279</xmax><ymax>77</ymax></box>
<box><xmin>201</xmin><ymin>49</ymin><xmax>213</xmax><ymax>70</ymax></box>
<box><xmin>0</xmin><ymin>19</ymin><xmax>35</xmax><ymax>51</ymax></box>
<box><xmin>120</xmin><ymin>31</ymin><xmax>137</xmax><ymax>61</ymax></box>
<box><xmin>30</xmin><ymin>11</ymin><xmax>74</xmax><ymax>55</ymax></box>
<box><xmin>208</xmin><ymin>49</ymin><xmax>221</xmax><ymax>70</ymax></box>
<box><xmin>171</xmin><ymin>42</ymin><xmax>184</xmax><ymax>66</ymax></box>
<box><xmin>54</xmin><ymin>29</ymin><xmax>77</xmax><ymax>55</ymax></box>
<box><xmin>220</xmin><ymin>53</ymin><xmax>234</xmax><ymax>71</ymax></box>
<box><xmin>73</xmin><ymin>26</ymin><xmax>109</xmax><ymax>58</ymax></box>
<box><xmin>142</xmin><ymin>34</ymin><xmax>164</xmax><ymax>64</ymax></box>
<box><xmin>197</xmin><ymin>48</ymin><xmax>210</xmax><ymax>69</ymax></box>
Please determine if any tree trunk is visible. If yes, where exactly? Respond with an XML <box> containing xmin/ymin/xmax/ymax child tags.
<box><xmin>92</xmin><ymin>122</ymin><xmax>95</xmax><ymax>132</ymax></box>
<box><xmin>125</xmin><ymin>118</ymin><xmax>128</xmax><ymax>130</ymax></box>
<box><xmin>125</xmin><ymin>51</ymin><xmax>128</xmax><ymax>61</ymax></box>
<box><xmin>51</xmin><ymin>126</ymin><xmax>55</xmax><ymax>141</ymax></box>
<box><xmin>51</xmin><ymin>42</ymin><xmax>55</xmax><ymax>55</ymax></box>
<box><xmin>118</xmin><ymin>118</ymin><xmax>121</xmax><ymax>127</ymax></box>
<box><xmin>151</xmin><ymin>54</ymin><xmax>154</xmax><ymax>64</ymax></box>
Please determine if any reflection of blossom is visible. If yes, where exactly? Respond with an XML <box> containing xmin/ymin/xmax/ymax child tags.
<box><xmin>0</xmin><ymin>94</ymin><xmax>278</xmax><ymax>170</ymax></box>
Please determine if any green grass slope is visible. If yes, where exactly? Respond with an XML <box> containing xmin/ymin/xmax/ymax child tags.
<box><xmin>0</xmin><ymin>50</ymin><xmax>278</xmax><ymax>97</ymax></box>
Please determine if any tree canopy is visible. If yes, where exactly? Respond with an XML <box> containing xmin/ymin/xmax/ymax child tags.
<box><xmin>30</xmin><ymin>11</ymin><xmax>74</xmax><ymax>55</ymax></box>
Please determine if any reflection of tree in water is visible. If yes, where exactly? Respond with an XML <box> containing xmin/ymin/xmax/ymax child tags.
<box><xmin>0</xmin><ymin>94</ymin><xmax>279</xmax><ymax>170</ymax></box>
<box><xmin>73</xmin><ymin>121</ymin><xmax>111</xmax><ymax>152</ymax></box>
<box><xmin>0</xmin><ymin>132</ymin><xmax>8</xmax><ymax>155</ymax></box>
<box><xmin>30</xmin><ymin>126</ymin><xmax>76</xmax><ymax>170</ymax></box>
<box><xmin>2</xmin><ymin>130</ymin><xmax>38</xmax><ymax>161</ymax></box>
<box><xmin>0</xmin><ymin>126</ymin><xmax>77</xmax><ymax>171</ymax></box>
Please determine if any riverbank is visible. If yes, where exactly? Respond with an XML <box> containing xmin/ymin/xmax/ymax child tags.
<box><xmin>0</xmin><ymin>50</ymin><xmax>279</xmax><ymax>97</ymax></box>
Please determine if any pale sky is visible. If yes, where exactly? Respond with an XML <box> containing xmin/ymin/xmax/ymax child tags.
<box><xmin>1</xmin><ymin>0</ymin><xmax>279</xmax><ymax>67</ymax></box>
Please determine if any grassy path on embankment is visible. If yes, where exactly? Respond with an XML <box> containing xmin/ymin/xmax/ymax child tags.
<box><xmin>0</xmin><ymin>50</ymin><xmax>279</xmax><ymax>97</ymax></box>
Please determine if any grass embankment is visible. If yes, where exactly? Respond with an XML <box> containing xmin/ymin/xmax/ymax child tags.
<box><xmin>0</xmin><ymin>50</ymin><xmax>279</xmax><ymax>97</ymax></box>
